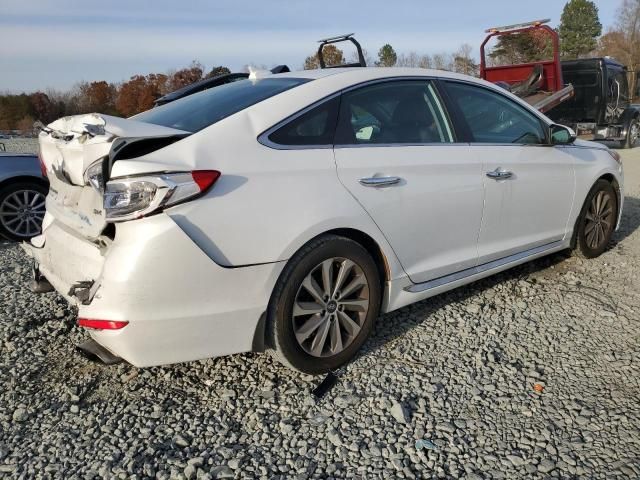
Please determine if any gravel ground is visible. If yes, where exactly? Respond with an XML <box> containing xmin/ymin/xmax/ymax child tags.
<box><xmin>1</xmin><ymin>149</ymin><xmax>639</xmax><ymax>479</ymax></box>
<box><xmin>0</xmin><ymin>138</ymin><xmax>39</xmax><ymax>154</ymax></box>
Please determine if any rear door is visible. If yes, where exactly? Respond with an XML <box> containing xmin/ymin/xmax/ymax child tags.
<box><xmin>442</xmin><ymin>80</ymin><xmax>575</xmax><ymax>264</ymax></box>
<box><xmin>333</xmin><ymin>79</ymin><xmax>483</xmax><ymax>284</ymax></box>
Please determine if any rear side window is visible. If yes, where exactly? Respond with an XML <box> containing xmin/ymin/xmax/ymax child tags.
<box><xmin>445</xmin><ymin>81</ymin><xmax>546</xmax><ymax>144</ymax></box>
<box><xmin>133</xmin><ymin>78</ymin><xmax>309</xmax><ymax>133</ymax></box>
<box><xmin>267</xmin><ymin>96</ymin><xmax>340</xmax><ymax>146</ymax></box>
<box><xmin>335</xmin><ymin>80</ymin><xmax>454</xmax><ymax>145</ymax></box>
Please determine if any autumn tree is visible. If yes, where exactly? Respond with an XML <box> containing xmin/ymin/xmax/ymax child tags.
<box><xmin>376</xmin><ymin>44</ymin><xmax>397</xmax><ymax>67</ymax></box>
<box><xmin>116</xmin><ymin>74</ymin><xmax>168</xmax><ymax>117</ymax></box>
<box><xmin>558</xmin><ymin>0</ymin><xmax>602</xmax><ymax>59</ymax></box>
<box><xmin>304</xmin><ymin>45</ymin><xmax>344</xmax><ymax>69</ymax></box>
<box><xmin>29</xmin><ymin>92</ymin><xmax>57</xmax><ymax>124</ymax></box>
<box><xmin>167</xmin><ymin>61</ymin><xmax>204</xmax><ymax>92</ymax></box>
<box><xmin>16</xmin><ymin>115</ymin><xmax>35</xmax><ymax>135</ymax></box>
<box><xmin>207</xmin><ymin>66</ymin><xmax>232</xmax><ymax>78</ymax></box>
<box><xmin>77</xmin><ymin>81</ymin><xmax>118</xmax><ymax>114</ymax></box>
<box><xmin>599</xmin><ymin>0</ymin><xmax>640</xmax><ymax>99</ymax></box>
<box><xmin>0</xmin><ymin>94</ymin><xmax>33</xmax><ymax>130</ymax></box>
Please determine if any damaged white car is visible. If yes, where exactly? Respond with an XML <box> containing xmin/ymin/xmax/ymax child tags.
<box><xmin>26</xmin><ymin>67</ymin><xmax>624</xmax><ymax>373</ymax></box>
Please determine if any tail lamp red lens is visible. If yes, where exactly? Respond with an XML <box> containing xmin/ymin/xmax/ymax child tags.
<box><xmin>78</xmin><ymin>318</ymin><xmax>129</xmax><ymax>330</ymax></box>
<box><xmin>192</xmin><ymin>170</ymin><xmax>221</xmax><ymax>192</ymax></box>
<box><xmin>38</xmin><ymin>152</ymin><xmax>47</xmax><ymax>178</ymax></box>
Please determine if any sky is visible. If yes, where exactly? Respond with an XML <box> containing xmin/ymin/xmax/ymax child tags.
<box><xmin>0</xmin><ymin>0</ymin><xmax>620</xmax><ymax>93</ymax></box>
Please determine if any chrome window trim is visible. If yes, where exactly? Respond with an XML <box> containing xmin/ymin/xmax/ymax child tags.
<box><xmin>335</xmin><ymin>77</ymin><xmax>456</xmax><ymax>147</ymax></box>
<box><xmin>442</xmin><ymin>78</ymin><xmax>554</xmax><ymax>127</ymax></box>
<box><xmin>334</xmin><ymin>142</ymin><xmax>467</xmax><ymax>149</ymax></box>
<box><xmin>258</xmin><ymin>75</ymin><xmax>457</xmax><ymax>151</ymax></box>
<box><xmin>257</xmin><ymin>92</ymin><xmax>341</xmax><ymax>151</ymax></box>
<box><xmin>441</xmin><ymin>78</ymin><xmax>552</xmax><ymax>146</ymax></box>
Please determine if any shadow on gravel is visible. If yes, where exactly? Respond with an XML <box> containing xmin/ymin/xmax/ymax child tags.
<box><xmin>360</xmin><ymin>249</ymin><xmax>571</xmax><ymax>361</ymax></box>
<box><xmin>613</xmin><ymin>195</ymin><xmax>640</xmax><ymax>244</ymax></box>
<box><xmin>0</xmin><ymin>238</ymin><xmax>13</xmax><ymax>252</ymax></box>
<box><xmin>359</xmin><ymin>196</ymin><xmax>640</xmax><ymax>361</ymax></box>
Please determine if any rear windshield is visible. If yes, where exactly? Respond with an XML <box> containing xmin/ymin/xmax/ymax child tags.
<box><xmin>133</xmin><ymin>77</ymin><xmax>310</xmax><ymax>133</ymax></box>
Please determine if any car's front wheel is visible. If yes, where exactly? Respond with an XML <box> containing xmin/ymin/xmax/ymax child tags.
<box><xmin>0</xmin><ymin>181</ymin><xmax>47</xmax><ymax>241</ymax></box>
<box><xmin>268</xmin><ymin>235</ymin><xmax>381</xmax><ymax>374</ymax></box>
<box><xmin>574</xmin><ymin>179</ymin><xmax>618</xmax><ymax>258</ymax></box>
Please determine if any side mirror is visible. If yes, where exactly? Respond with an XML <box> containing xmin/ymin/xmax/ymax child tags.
<box><xmin>550</xmin><ymin>124</ymin><xmax>577</xmax><ymax>145</ymax></box>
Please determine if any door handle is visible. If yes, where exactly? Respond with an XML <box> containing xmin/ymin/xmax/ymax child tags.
<box><xmin>486</xmin><ymin>168</ymin><xmax>513</xmax><ymax>180</ymax></box>
<box><xmin>359</xmin><ymin>176</ymin><xmax>402</xmax><ymax>187</ymax></box>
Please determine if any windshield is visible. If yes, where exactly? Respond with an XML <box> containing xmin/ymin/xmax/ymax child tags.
<box><xmin>133</xmin><ymin>77</ymin><xmax>310</xmax><ymax>133</ymax></box>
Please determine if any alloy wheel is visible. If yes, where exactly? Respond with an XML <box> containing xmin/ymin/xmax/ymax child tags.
<box><xmin>584</xmin><ymin>190</ymin><xmax>615</xmax><ymax>249</ymax></box>
<box><xmin>292</xmin><ymin>257</ymin><xmax>370</xmax><ymax>358</ymax></box>
<box><xmin>0</xmin><ymin>189</ymin><xmax>46</xmax><ymax>239</ymax></box>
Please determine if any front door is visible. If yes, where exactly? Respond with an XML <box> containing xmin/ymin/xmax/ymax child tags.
<box><xmin>442</xmin><ymin>80</ymin><xmax>575</xmax><ymax>264</ymax></box>
<box><xmin>333</xmin><ymin>79</ymin><xmax>484</xmax><ymax>284</ymax></box>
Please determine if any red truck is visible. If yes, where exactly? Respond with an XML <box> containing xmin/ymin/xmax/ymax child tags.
<box><xmin>480</xmin><ymin>19</ymin><xmax>640</xmax><ymax>148</ymax></box>
<box><xmin>480</xmin><ymin>19</ymin><xmax>575</xmax><ymax>114</ymax></box>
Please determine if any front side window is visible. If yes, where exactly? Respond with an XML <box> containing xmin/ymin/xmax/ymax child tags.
<box><xmin>133</xmin><ymin>77</ymin><xmax>309</xmax><ymax>133</ymax></box>
<box><xmin>445</xmin><ymin>81</ymin><xmax>547</xmax><ymax>144</ymax></box>
<box><xmin>335</xmin><ymin>80</ymin><xmax>454</xmax><ymax>145</ymax></box>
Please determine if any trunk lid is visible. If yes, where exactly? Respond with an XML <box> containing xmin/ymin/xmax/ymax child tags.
<box><xmin>39</xmin><ymin>113</ymin><xmax>188</xmax><ymax>239</ymax></box>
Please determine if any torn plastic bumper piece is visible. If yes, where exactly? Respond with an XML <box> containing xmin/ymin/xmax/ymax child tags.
<box><xmin>31</xmin><ymin>262</ymin><xmax>54</xmax><ymax>293</ymax></box>
<box><xmin>68</xmin><ymin>281</ymin><xmax>95</xmax><ymax>305</ymax></box>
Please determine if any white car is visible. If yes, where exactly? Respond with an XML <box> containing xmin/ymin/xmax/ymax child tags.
<box><xmin>26</xmin><ymin>67</ymin><xmax>624</xmax><ymax>374</ymax></box>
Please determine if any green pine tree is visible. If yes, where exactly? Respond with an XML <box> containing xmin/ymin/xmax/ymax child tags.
<box><xmin>376</xmin><ymin>44</ymin><xmax>397</xmax><ymax>67</ymax></box>
<box><xmin>558</xmin><ymin>0</ymin><xmax>602</xmax><ymax>59</ymax></box>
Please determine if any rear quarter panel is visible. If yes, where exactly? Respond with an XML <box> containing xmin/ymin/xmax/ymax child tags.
<box><xmin>0</xmin><ymin>155</ymin><xmax>42</xmax><ymax>183</ymax></box>
<box><xmin>117</xmin><ymin>109</ymin><xmax>405</xmax><ymax>280</ymax></box>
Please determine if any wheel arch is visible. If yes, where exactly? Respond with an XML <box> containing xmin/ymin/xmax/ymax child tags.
<box><xmin>255</xmin><ymin>227</ymin><xmax>393</xmax><ymax>353</ymax></box>
<box><xmin>323</xmin><ymin>227</ymin><xmax>391</xmax><ymax>287</ymax></box>
<box><xmin>570</xmin><ymin>173</ymin><xmax>620</xmax><ymax>249</ymax></box>
<box><xmin>0</xmin><ymin>175</ymin><xmax>48</xmax><ymax>192</ymax></box>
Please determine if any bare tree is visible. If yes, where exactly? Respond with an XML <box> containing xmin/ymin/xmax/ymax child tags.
<box><xmin>453</xmin><ymin>44</ymin><xmax>479</xmax><ymax>77</ymax></box>
<box><xmin>418</xmin><ymin>54</ymin><xmax>433</xmax><ymax>69</ymax></box>
<box><xmin>348</xmin><ymin>48</ymin><xmax>373</xmax><ymax>67</ymax></box>
<box><xmin>599</xmin><ymin>0</ymin><xmax>640</xmax><ymax>98</ymax></box>
<box><xmin>396</xmin><ymin>52</ymin><xmax>421</xmax><ymax>68</ymax></box>
<box><xmin>432</xmin><ymin>53</ymin><xmax>453</xmax><ymax>71</ymax></box>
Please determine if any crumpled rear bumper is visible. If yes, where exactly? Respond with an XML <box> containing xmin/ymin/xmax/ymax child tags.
<box><xmin>22</xmin><ymin>218</ymin><xmax>105</xmax><ymax>305</ymax></box>
<box><xmin>23</xmin><ymin>212</ymin><xmax>285</xmax><ymax>367</ymax></box>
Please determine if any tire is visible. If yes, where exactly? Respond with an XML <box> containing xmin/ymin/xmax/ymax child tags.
<box><xmin>573</xmin><ymin>179</ymin><xmax>618</xmax><ymax>259</ymax></box>
<box><xmin>0</xmin><ymin>181</ymin><xmax>48</xmax><ymax>241</ymax></box>
<box><xmin>622</xmin><ymin>118</ymin><xmax>639</xmax><ymax>149</ymax></box>
<box><xmin>268</xmin><ymin>234</ymin><xmax>381</xmax><ymax>374</ymax></box>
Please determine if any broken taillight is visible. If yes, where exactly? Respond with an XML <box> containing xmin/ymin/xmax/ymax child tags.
<box><xmin>78</xmin><ymin>318</ymin><xmax>129</xmax><ymax>330</ymax></box>
<box><xmin>38</xmin><ymin>152</ymin><xmax>47</xmax><ymax>178</ymax></box>
<box><xmin>102</xmin><ymin>170</ymin><xmax>220</xmax><ymax>222</ymax></box>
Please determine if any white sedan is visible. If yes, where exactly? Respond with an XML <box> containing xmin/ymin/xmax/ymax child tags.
<box><xmin>26</xmin><ymin>67</ymin><xmax>624</xmax><ymax>373</ymax></box>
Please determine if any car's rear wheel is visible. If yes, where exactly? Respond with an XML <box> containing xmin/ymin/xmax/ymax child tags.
<box><xmin>0</xmin><ymin>182</ymin><xmax>47</xmax><ymax>241</ymax></box>
<box><xmin>268</xmin><ymin>235</ymin><xmax>381</xmax><ymax>374</ymax></box>
<box><xmin>574</xmin><ymin>179</ymin><xmax>618</xmax><ymax>258</ymax></box>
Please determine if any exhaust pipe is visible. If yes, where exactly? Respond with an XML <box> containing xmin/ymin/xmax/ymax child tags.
<box><xmin>77</xmin><ymin>338</ymin><xmax>123</xmax><ymax>365</ymax></box>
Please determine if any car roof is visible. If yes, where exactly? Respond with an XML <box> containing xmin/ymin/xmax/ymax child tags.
<box><xmin>278</xmin><ymin>67</ymin><xmax>475</xmax><ymax>83</ymax></box>
<box><xmin>233</xmin><ymin>66</ymin><xmax>550</xmax><ymax>137</ymax></box>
